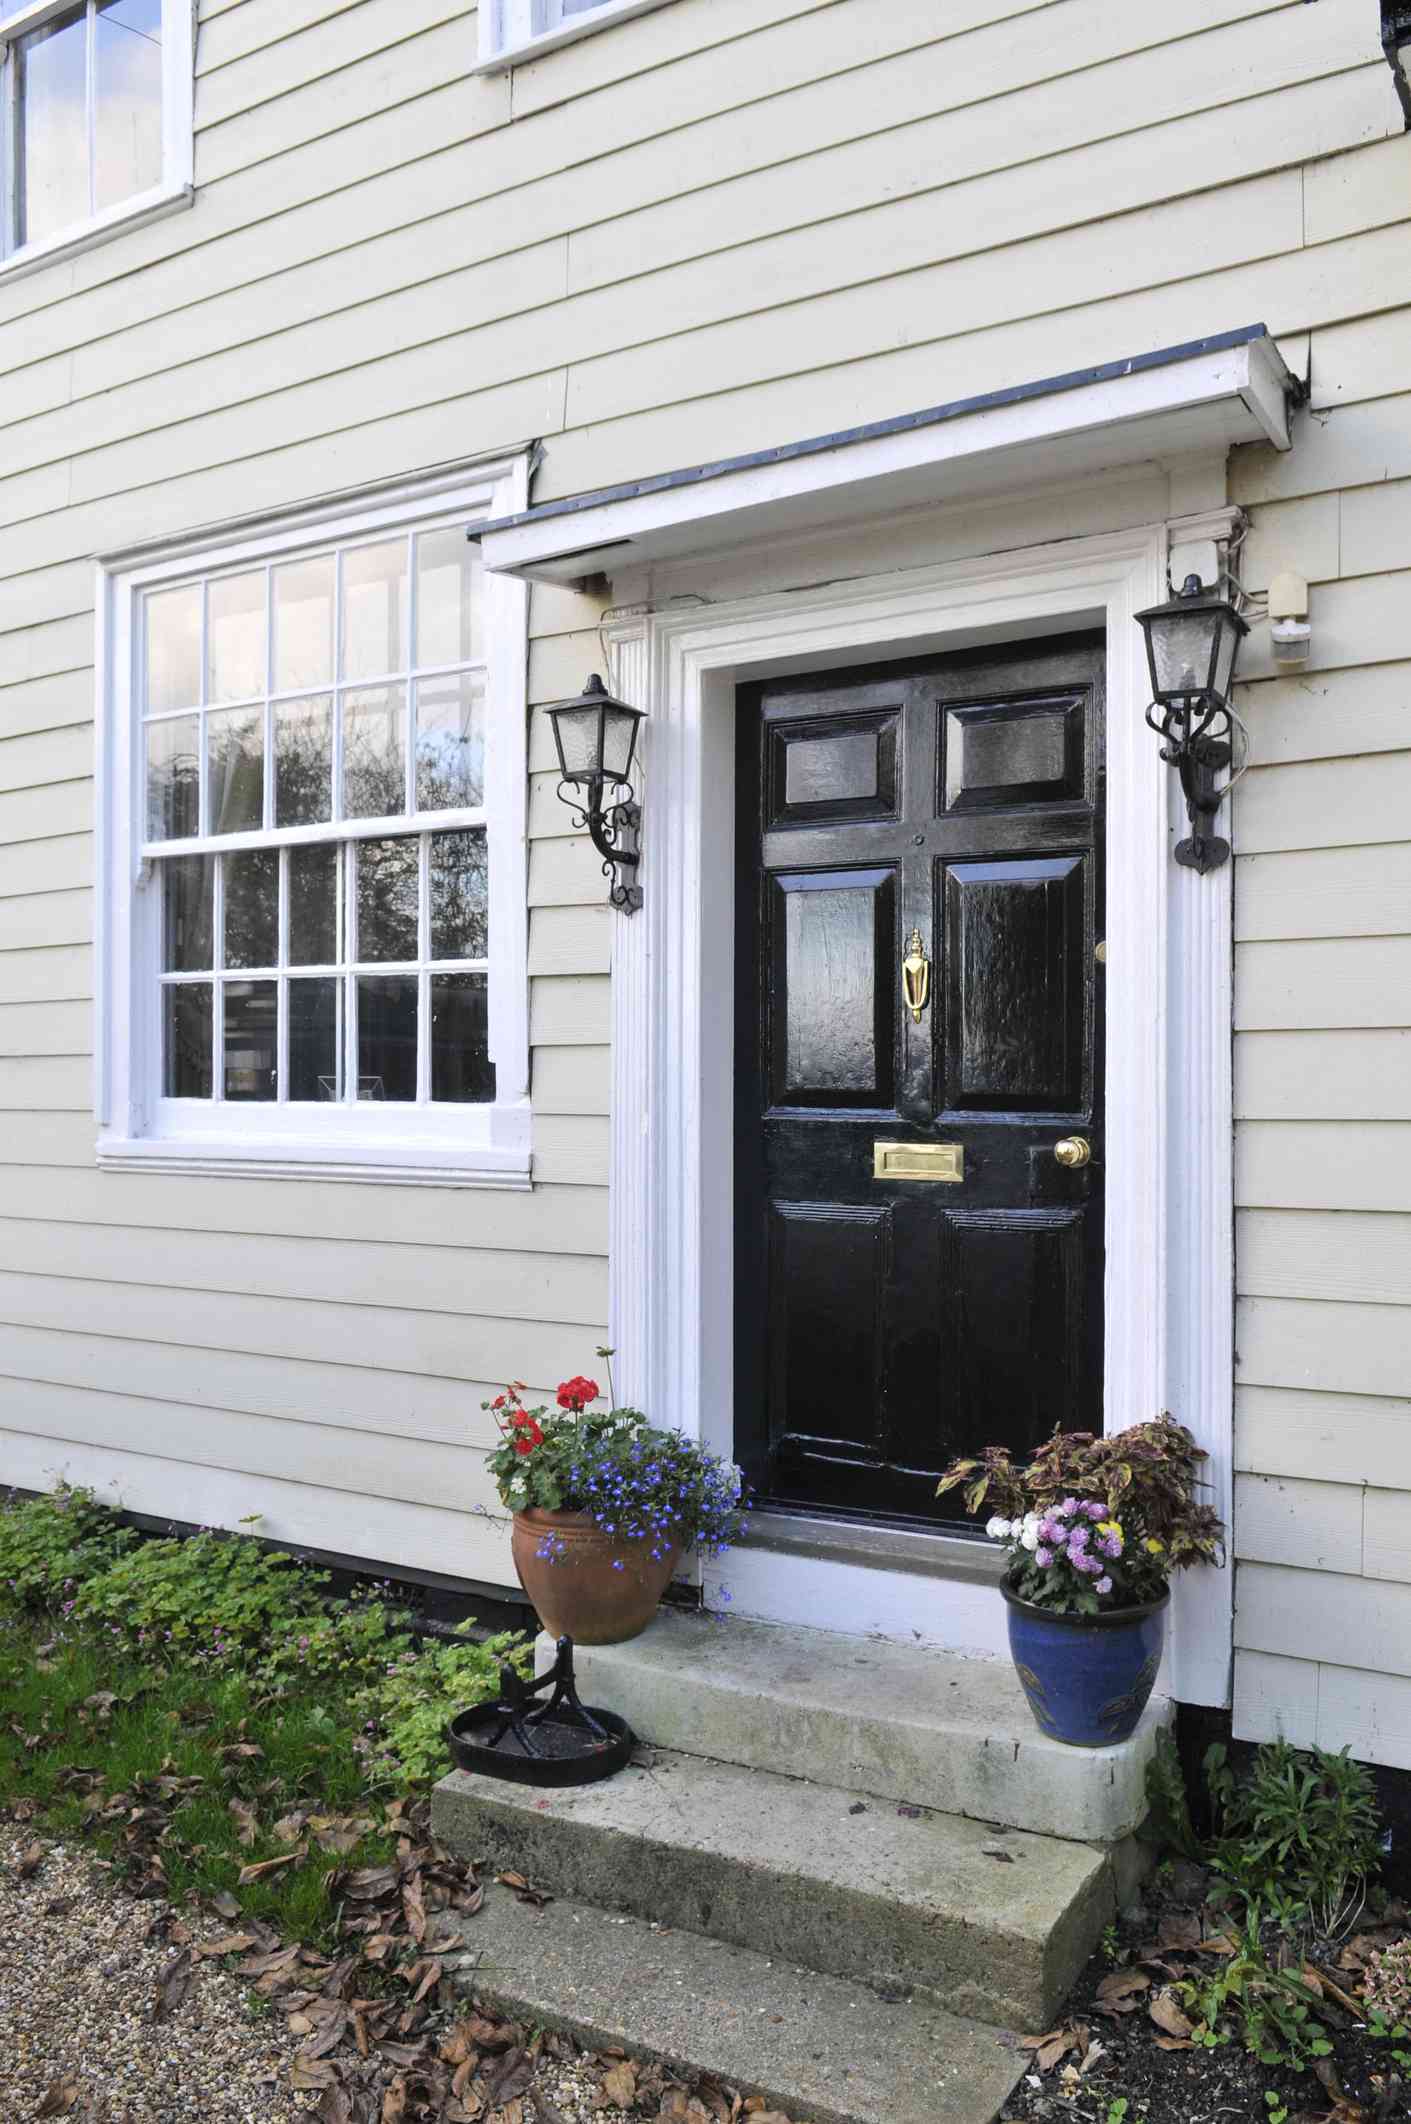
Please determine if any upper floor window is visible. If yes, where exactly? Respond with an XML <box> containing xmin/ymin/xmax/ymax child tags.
<box><xmin>479</xmin><ymin>0</ymin><xmax>676</xmax><ymax>68</ymax></box>
<box><xmin>97</xmin><ymin>462</ymin><xmax>533</xmax><ymax>1188</ymax></box>
<box><xmin>1</xmin><ymin>0</ymin><xmax>193</xmax><ymax>276</ymax></box>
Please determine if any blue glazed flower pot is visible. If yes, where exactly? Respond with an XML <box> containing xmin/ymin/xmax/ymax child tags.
<box><xmin>1001</xmin><ymin>1580</ymin><xmax>1168</xmax><ymax>1747</ymax></box>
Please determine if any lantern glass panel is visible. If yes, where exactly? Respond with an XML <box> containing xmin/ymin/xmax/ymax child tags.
<box><xmin>1148</xmin><ymin>609</ymin><xmax>1220</xmax><ymax>700</ymax></box>
<box><xmin>552</xmin><ymin>704</ymin><xmax>606</xmax><ymax>782</ymax></box>
<box><xmin>1212</xmin><ymin>614</ymin><xmax>1242</xmax><ymax>701</ymax></box>
<box><xmin>600</xmin><ymin>705</ymin><xmax>642</xmax><ymax>783</ymax></box>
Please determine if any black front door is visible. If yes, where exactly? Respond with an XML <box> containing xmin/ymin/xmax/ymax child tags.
<box><xmin>734</xmin><ymin>634</ymin><xmax>1106</xmax><ymax>1524</ymax></box>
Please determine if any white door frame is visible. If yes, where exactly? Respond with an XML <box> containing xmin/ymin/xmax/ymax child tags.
<box><xmin>604</xmin><ymin>522</ymin><xmax>1234</xmax><ymax>1708</ymax></box>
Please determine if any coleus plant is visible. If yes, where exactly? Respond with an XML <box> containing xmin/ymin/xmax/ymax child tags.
<box><xmin>936</xmin><ymin>1416</ymin><xmax>1225</xmax><ymax>1615</ymax></box>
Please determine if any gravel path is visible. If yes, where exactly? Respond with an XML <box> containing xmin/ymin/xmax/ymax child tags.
<box><xmin>0</xmin><ymin>1830</ymin><xmax>316</xmax><ymax>2122</ymax></box>
<box><xmin>0</xmin><ymin>1830</ymin><xmax>657</xmax><ymax>2123</ymax></box>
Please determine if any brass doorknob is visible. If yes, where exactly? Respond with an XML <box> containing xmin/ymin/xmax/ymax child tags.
<box><xmin>1054</xmin><ymin>1136</ymin><xmax>1093</xmax><ymax>1169</ymax></box>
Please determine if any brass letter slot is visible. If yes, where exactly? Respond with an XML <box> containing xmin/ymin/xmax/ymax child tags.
<box><xmin>873</xmin><ymin>1141</ymin><xmax>964</xmax><ymax>1183</ymax></box>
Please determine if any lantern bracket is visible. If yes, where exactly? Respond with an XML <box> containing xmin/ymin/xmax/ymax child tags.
<box><xmin>557</xmin><ymin>779</ymin><xmax>644</xmax><ymax>912</ymax></box>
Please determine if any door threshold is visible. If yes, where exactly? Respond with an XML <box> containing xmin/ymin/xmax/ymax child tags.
<box><xmin>739</xmin><ymin>1506</ymin><xmax>1005</xmax><ymax>1586</ymax></box>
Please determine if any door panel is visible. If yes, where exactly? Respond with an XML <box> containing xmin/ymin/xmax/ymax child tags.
<box><xmin>941</xmin><ymin>854</ymin><xmax>1087</xmax><ymax>1112</ymax></box>
<box><xmin>735</xmin><ymin>635</ymin><xmax>1106</xmax><ymax>1527</ymax></box>
<box><xmin>770</xmin><ymin>869</ymin><xmax>895</xmax><ymax>1107</ymax></box>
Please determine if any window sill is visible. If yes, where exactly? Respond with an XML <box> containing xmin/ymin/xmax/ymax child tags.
<box><xmin>96</xmin><ymin>1134</ymin><xmax>533</xmax><ymax>1190</ymax></box>
<box><xmin>474</xmin><ymin>0</ymin><xmax>675</xmax><ymax>72</ymax></box>
<box><xmin>0</xmin><ymin>181</ymin><xmax>193</xmax><ymax>288</ymax></box>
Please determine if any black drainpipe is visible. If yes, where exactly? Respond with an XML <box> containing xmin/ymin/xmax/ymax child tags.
<box><xmin>1383</xmin><ymin>2</ymin><xmax>1411</xmax><ymax>127</ymax></box>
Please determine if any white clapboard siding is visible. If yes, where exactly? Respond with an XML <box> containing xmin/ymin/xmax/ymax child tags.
<box><xmin>0</xmin><ymin>1268</ymin><xmax>601</xmax><ymax>1387</ymax></box>
<box><xmin>530</xmin><ymin>976</ymin><xmax>612</xmax><ymax>1047</ymax></box>
<box><xmin>0</xmin><ymin>1426</ymin><xmax>513</xmax><ymax>1586</ymax></box>
<box><xmin>1238</xmin><ymin>494</ymin><xmax>1341</xmax><ymax>597</ymax></box>
<box><xmin>1233</xmin><ymin>1650</ymin><xmax>1320</xmax><ymax>1750</ymax></box>
<box><xmin>0</xmin><ymin>947</ymin><xmax>91</xmax><ymax>1007</ymax></box>
<box><xmin>0</xmin><ymin>1217</ymin><xmax>607</xmax><ymax>1324</ymax></box>
<box><xmin>1364</xmin><ymin>1490</ymin><xmax>1411</xmax><ymax>1582</ymax></box>
<box><xmin>1237</xmin><ymin>1295</ymin><xmax>1411</xmax><ymax>1399</ymax></box>
<box><xmin>529</xmin><ymin>906</ymin><xmax>613</xmax><ymax>977</ymax></box>
<box><xmin>1236</xmin><ymin>846</ymin><xmax>1411</xmax><ymax>940</ymax></box>
<box><xmin>1233</xmin><ymin>1472</ymin><xmax>1364</xmax><ymax>1574</ymax></box>
<box><xmin>531</xmin><ymin>1046</ymin><xmax>612</xmax><ymax>1117</ymax></box>
<box><xmin>1237</xmin><ymin>1031</ymin><xmax>1411</xmax><ymax>1119</ymax></box>
<box><xmin>1313</xmin><ymin>1662</ymin><xmax>1411</xmax><ymax>1770</ymax></box>
<box><xmin>1237</xmin><ymin>1385</ymin><xmax>1411</xmax><ymax>1490</ymax></box>
<box><xmin>7</xmin><ymin>1375</ymin><xmax>497</xmax><ymax>1517</ymax></box>
<box><xmin>532</xmin><ymin>1114</ymin><xmax>610</xmax><ymax>1188</ymax></box>
<box><xmin>0</xmin><ymin>1320</ymin><xmax>534</xmax><ymax>1446</ymax></box>
<box><xmin>0</xmin><ymin>1159</ymin><xmax>608</xmax><ymax>1256</ymax></box>
<box><xmin>1236</xmin><ymin>1561</ymin><xmax>1411</xmax><ymax>1682</ymax></box>
<box><xmin>1236</xmin><ymin>939</ymin><xmax>1411</xmax><ymax>1030</ymax></box>
<box><xmin>1232</xmin><ymin>392</ymin><xmax>1411</xmax><ymax>508</ymax></box>
<box><xmin>1</xmin><ymin>891</ymin><xmax>90</xmax><ymax>953</ymax></box>
<box><xmin>0</xmin><ymin>1002</ymin><xmax>90</xmax><ymax>1059</ymax></box>
<box><xmin>0</xmin><ymin>836</ymin><xmax>90</xmax><ymax>901</ymax></box>
<box><xmin>1305</xmin><ymin>134</ymin><xmax>1411</xmax><ymax>248</ymax></box>
<box><xmin>0</xmin><ymin>1058</ymin><xmax>91</xmax><ymax>1111</ymax></box>
<box><xmin>0</xmin><ymin>1115</ymin><xmax>94</xmax><ymax>1168</ymax></box>
<box><xmin>1239</xmin><ymin>1209</ymin><xmax>1411</xmax><ymax>1308</ymax></box>
<box><xmin>1237</xmin><ymin>1123</ymin><xmax>1411</xmax><ymax>1211</ymax></box>
<box><xmin>1308</xmin><ymin>307</ymin><xmax>1411</xmax><ymax>411</ymax></box>
<box><xmin>1237</xmin><ymin>662</ymin><xmax>1411</xmax><ymax>768</ymax></box>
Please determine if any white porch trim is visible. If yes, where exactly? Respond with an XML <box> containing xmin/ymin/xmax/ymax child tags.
<box><xmin>602</xmin><ymin>526</ymin><xmax>1235</xmax><ymax>1709</ymax></box>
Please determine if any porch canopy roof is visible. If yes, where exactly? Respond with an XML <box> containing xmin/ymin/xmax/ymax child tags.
<box><xmin>475</xmin><ymin>324</ymin><xmax>1295</xmax><ymax>587</ymax></box>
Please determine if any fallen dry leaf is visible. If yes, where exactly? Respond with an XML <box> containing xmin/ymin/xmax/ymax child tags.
<box><xmin>1148</xmin><ymin>1989</ymin><xmax>1195</xmax><ymax>2041</ymax></box>
<box><xmin>36</xmin><ymin>2081</ymin><xmax>79</xmax><ymax>2117</ymax></box>
<box><xmin>602</xmin><ymin>2060</ymin><xmax>638</xmax><ymax>2107</ymax></box>
<box><xmin>1095</xmin><ymin>1968</ymin><xmax>1151</xmax><ymax>2004</ymax></box>
<box><xmin>152</xmin><ymin>1948</ymin><xmax>192</xmax><ymax>2024</ymax></box>
<box><xmin>17</xmin><ymin>1839</ymin><xmax>44</xmax><ymax>1879</ymax></box>
<box><xmin>237</xmin><ymin>1847</ymin><xmax>306</xmax><ymax>1885</ymax></box>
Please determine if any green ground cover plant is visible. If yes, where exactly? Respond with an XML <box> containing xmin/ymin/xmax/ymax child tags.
<box><xmin>0</xmin><ymin>1483</ymin><xmax>527</xmax><ymax>1947</ymax></box>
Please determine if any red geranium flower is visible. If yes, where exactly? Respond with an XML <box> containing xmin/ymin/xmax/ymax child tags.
<box><xmin>513</xmin><ymin>1421</ymin><xmax>544</xmax><ymax>1456</ymax></box>
<box><xmin>557</xmin><ymin>1376</ymin><xmax>599</xmax><ymax>1414</ymax></box>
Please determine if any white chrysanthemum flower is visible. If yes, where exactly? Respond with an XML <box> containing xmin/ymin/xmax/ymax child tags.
<box><xmin>985</xmin><ymin>1515</ymin><xmax>1011</xmax><ymax>1541</ymax></box>
<box><xmin>1019</xmin><ymin>1511</ymin><xmax>1041</xmax><ymax>1552</ymax></box>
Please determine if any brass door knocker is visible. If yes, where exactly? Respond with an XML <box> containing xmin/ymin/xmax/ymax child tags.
<box><xmin>901</xmin><ymin>928</ymin><xmax>931</xmax><ymax>1024</ymax></box>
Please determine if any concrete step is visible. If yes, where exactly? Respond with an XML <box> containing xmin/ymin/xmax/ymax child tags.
<box><xmin>432</xmin><ymin>1745</ymin><xmax>1113</xmax><ymax>2030</ymax></box>
<box><xmin>558</xmin><ymin>1609</ymin><xmax>1168</xmax><ymax>1845</ymax></box>
<box><xmin>446</xmin><ymin>1880</ymin><xmax>1024</xmax><ymax>2124</ymax></box>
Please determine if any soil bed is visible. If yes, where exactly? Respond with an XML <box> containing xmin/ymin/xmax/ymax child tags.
<box><xmin>1001</xmin><ymin>1862</ymin><xmax>1410</xmax><ymax>2124</ymax></box>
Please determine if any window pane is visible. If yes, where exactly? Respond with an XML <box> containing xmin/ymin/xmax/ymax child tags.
<box><xmin>356</xmin><ymin>838</ymin><xmax>418</xmax><ymax>962</ymax></box>
<box><xmin>430</xmin><ymin>829</ymin><xmax>488</xmax><ymax>960</ymax></box>
<box><xmin>341</xmin><ymin>541</ymin><xmax>408</xmax><ymax>681</ymax></box>
<box><xmin>289</xmin><ymin>979</ymin><xmax>339</xmax><ymax>1102</ymax></box>
<box><xmin>208</xmin><ymin>706</ymin><xmax>264</xmax><ymax>834</ymax></box>
<box><xmin>431</xmin><ymin>974</ymin><xmax>494</xmax><ymax>1104</ymax></box>
<box><xmin>357</xmin><ymin>976</ymin><xmax>417</xmax><ymax>1102</ymax></box>
<box><xmin>146</xmin><ymin>714</ymin><xmax>200</xmax><ymax>840</ymax></box>
<box><xmin>145</xmin><ymin>585</ymin><xmax>202</xmax><ymax>713</ymax></box>
<box><xmin>223</xmin><ymin>981</ymin><xmax>278</xmax><ymax>1102</ymax></box>
<box><xmin>162</xmin><ymin>856</ymin><xmax>213</xmax><ymax>972</ymax></box>
<box><xmin>342</xmin><ymin>685</ymin><xmax>407</xmax><ymax>819</ymax></box>
<box><xmin>207</xmin><ymin>572</ymin><xmax>266</xmax><ymax>704</ymax></box>
<box><xmin>274</xmin><ymin>695</ymin><xmax>333</xmax><ymax>827</ymax></box>
<box><xmin>289</xmin><ymin>844</ymin><xmax>338</xmax><ymax>967</ymax></box>
<box><xmin>416</xmin><ymin>672</ymin><xmax>485</xmax><ymax>812</ymax></box>
<box><xmin>164</xmin><ymin>983</ymin><xmax>212</xmax><ymax>1099</ymax></box>
<box><xmin>94</xmin><ymin>0</ymin><xmax>163</xmax><ymax>216</ymax></box>
<box><xmin>415</xmin><ymin>528</ymin><xmax>480</xmax><ymax>669</ymax></box>
<box><xmin>273</xmin><ymin>556</ymin><xmax>334</xmax><ymax>692</ymax></box>
<box><xmin>223</xmin><ymin>848</ymin><xmax>278</xmax><ymax>970</ymax></box>
<box><xmin>15</xmin><ymin>9</ymin><xmax>89</xmax><ymax>249</ymax></box>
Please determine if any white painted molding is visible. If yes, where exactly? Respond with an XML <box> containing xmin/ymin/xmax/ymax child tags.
<box><xmin>94</xmin><ymin>456</ymin><xmax>532</xmax><ymax>1185</ymax></box>
<box><xmin>604</xmin><ymin>525</ymin><xmax>1235</xmax><ymax>1706</ymax></box>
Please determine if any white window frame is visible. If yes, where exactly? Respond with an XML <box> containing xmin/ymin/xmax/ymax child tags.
<box><xmin>95</xmin><ymin>457</ymin><xmax>533</xmax><ymax>1190</ymax></box>
<box><xmin>0</xmin><ymin>0</ymin><xmax>193</xmax><ymax>284</ymax></box>
<box><xmin>477</xmin><ymin>0</ymin><xmax>675</xmax><ymax>70</ymax></box>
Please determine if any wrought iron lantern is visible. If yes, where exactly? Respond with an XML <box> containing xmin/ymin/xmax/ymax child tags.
<box><xmin>548</xmin><ymin>674</ymin><xmax>646</xmax><ymax>913</ymax></box>
<box><xmin>1134</xmin><ymin>573</ymin><xmax>1249</xmax><ymax>874</ymax></box>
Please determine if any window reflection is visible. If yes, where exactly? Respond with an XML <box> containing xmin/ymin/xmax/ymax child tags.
<box><xmin>357</xmin><ymin>977</ymin><xmax>417</xmax><ymax>1102</ymax></box>
<box><xmin>223</xmin><ymin>982</ymin><xmax>278</xmax><ymax>1101</ymax></box>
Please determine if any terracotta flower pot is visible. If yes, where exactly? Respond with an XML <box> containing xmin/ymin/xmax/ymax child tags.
<box><xmin>511</xmin><ymin>1508</ymin><xmax>682</xmax><ymax>1645</ymax></box>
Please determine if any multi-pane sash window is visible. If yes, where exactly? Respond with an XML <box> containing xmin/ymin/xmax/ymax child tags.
<box><xmin>1</xmin><ymin>0</ymin><xmax>192</xmax><ymax>269</ymax></box>
<box><xmin>99</xmin><ymin>465</ymin><xmax>531</xmax><ymax>1185</ymax></box>
<box><xmin>144</xmin><ymin>529</ymin><xmax>494</xmax><ymax>1111</ymax></box>
<box><xmin>480</xmin><ymin>0</ymin><xmax>675</xmax><ymax>64</ymax></box>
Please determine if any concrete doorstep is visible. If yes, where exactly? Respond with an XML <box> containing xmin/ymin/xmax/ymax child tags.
<box><xmin>447</xmin><ymin>1882</ymin><xmax>1026</xmax><ymax>2124</ymax></box>
<box><xmin>432</xmin><ymin>1747</ymin><xmax>1112</xmax><ymax>2030</ymax></box>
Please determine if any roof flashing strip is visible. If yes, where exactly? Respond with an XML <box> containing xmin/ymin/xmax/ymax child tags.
<box><xmin>477</xmin><ymin>325</ymin><xmax>1296</xmax><ymax>584</ymax></box>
